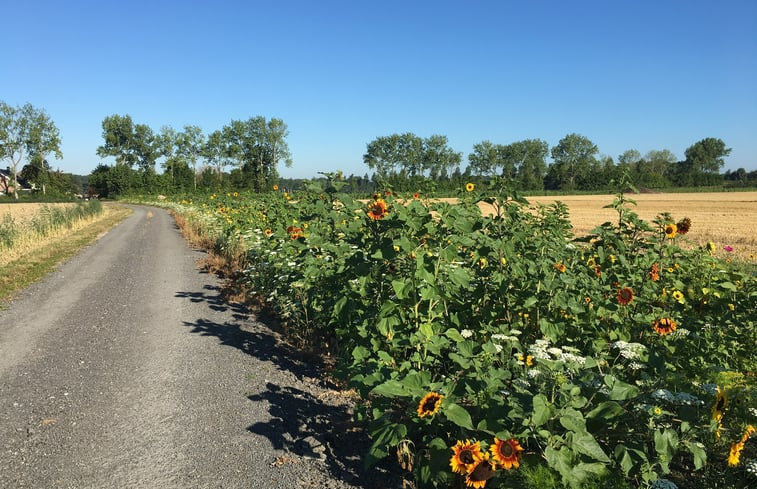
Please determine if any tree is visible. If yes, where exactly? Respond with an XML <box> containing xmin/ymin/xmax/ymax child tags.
<box><xmin>684</xmin><ymin>137</ymin><xmax>731</xmax><ymax>174</ymax></box>
<box><xmin>510</xmin><ymin>139</ymin><xmax>549</xmax><ymax>190</ymax></box>
<box><xmin>421</xmin><ymin>134</ymin><xmax>461</xmax><ymax>180</ymax></box>
<box><xmin>468</xmin><ymin>140</ymin><xmax>500</xmax><ymax>176</ymax></box>
<box><xmin>96</xmin><ymin>114</ymin><xmax>138</xmax><ymax>167</ymax></box>
<box><xmin>176</xmin><ymin>125</ymin><xmax>205</xmax><ymax>190</ymax></box>
<box><xmin>0</xmin><ymin>101</ymin><xmax>62</xmax><ymax>198</ymax></box>
<box><xmin>548</xmin><ymin>133</ymin><xmax>598</xmax><ymax>190</ymax></box>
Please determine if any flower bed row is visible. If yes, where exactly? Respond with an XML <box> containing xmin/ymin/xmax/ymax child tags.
<box><xmin>161</xmin><ymin>177</ymin><xmax>755</xmax><ymax>488</ymax></box>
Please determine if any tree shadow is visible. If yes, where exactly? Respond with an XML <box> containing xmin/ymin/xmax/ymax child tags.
<box><xmin>177</xmin><ymin>289</ymin><xmax>403</xmax><ymax>488</ymax></box>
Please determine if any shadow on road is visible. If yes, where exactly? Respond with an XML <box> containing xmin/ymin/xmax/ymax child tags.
<box><xmin>177</xmin><ymin>286</ymin><xmax>403</xmax><ymax>488</ymax></box>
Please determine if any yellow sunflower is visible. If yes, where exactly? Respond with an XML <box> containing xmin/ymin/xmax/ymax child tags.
<box><xmin>465</xmin><ymin>182</ymin><xmax>475</xmax><ymax>192</ymax></box>
<box><xmin>417</xmin><ymin>392</ymin><xmax>443</xmax><ymax>418</ymax></box>
<box><xmin>712</xmin><ymin>387</ymin><xmax>728</xmax><ymax>423</ymax></box>
<box><xmin>676</xmin><ymin>217</ymin><xmax>691</xmax><ymax>235</ymax></box>
<box><xmin>728</xmin><ymin>441</ymin><xmax>745</xmax><ymax>467</ymax></box>
<box><xmin>273</xmin><ymin>184</ymin><xmax>279</xmax><ymax>191</ymax></box>
<box><xmin>465</xmin><ymin>452</ymin><xmax>496</xmax><ymax>488</ymax></box>
<box><xmin>553</xmin><ymin>262</ymin><xmax>567</xmax><ymax>273</ymax></box>
<box><xmin>664</xmin><ymin>222</ymin><xmax>677</xmax><ymax>239</ymax></box>
<box><xmin>450</xmin><ymin>439</ymin><xmax>483</xmax><ymax>475</ymax></box>
<box><xmin>367</xmin><ymin>199</ymin><xmax>389</xmax><ymax>220</ymax></box>
<box><xmin>490</xmin><ymin>437</ymin><xmax>524</xmax><ymax>470</ymax></box>
<box><xmin>653</xmin><ymin>318</ymin><xmax>677</xmax><ymax>336</ymax></box>
<box><xmin>264</xmin><ymin>228</ymin><xmax>273</xmax><ymax>237</ymax></box>
<box><xmin>672</xmin><ymin>290</ymin><xmax>685</xmax><ymax>303</ymax></box>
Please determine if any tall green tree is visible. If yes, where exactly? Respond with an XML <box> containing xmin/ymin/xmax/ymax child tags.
<box><xmin>421</xmin><ymin>134</ymin><xmax>461</xmax><ymax>179</ymax></box>
<box><xmin>684</xmin><ymin>137</ymin><xmax>731</xmax><ymax>174</ymax></box>
<box><xmin>547</xmin><ymin>133</ymin><xmax>598</xmax><ymax>190</ymax></box>
<box><xmin>510</xmin><ymin>139</ymin><xmax>549</xmax><ymax>190</ymax></box>
<box><xmin>0</xmin><ymin>101</ymin><xmax>62</xmax><ymax>198</ymax></box>
<box><xmin>176</xmin><ymin>125</ymin><xmax>205</xmax><ymax>190</ymax></box>
<box><xmin>96</xmin><ymin>114</ymin><xmax>138</xmax><ymax>167</ymax></box>
<box><xmin>467</xmin><ymin>140</ymin><xmax>500</xmax><ymax>176</ymax></box>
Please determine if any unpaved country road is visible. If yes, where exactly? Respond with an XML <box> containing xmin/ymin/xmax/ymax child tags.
<box><xmin>0</xmin><ymin>206</ymin><xmax>396</xmax><ymax>489</ymax></box>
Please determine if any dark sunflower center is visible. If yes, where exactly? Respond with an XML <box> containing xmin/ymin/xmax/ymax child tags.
<box><xmin>460</xmin><ymin>450</ymin><xmax>475</xmax><ymax>465</ymax></box>
<box><xmin>421</xmin><ymin>398</ymin><xmax>437</xmax><ymax>412</ymax></box>
<box><xmin>469</xmin><ymin>461</ymin><xmax>494</xmax><ymax>482</ymax></box>
<box><xmin>500</xmin><ymin>443</ymin><xmax>513</xmax><ymax>457</ymax></box>
<box><xmin>716</xmin><ymin>397</ymin><xmax>726</xmax><ymax>410</ymax></box>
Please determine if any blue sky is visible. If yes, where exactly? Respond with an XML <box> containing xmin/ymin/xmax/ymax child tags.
<box><xmin>3</xmin><ymin>0</ymin><xmax>756</xmax><ymax>178</ymax></box>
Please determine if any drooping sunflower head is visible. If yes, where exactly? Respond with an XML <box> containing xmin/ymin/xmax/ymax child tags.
<box><xmin>617</xmin><ymin>287</ymin><xmax>634</xmax><ymax>305</ymax></box>
<box><xmin>728</xmin><ymin>440</ymin><xmax>745</xmax><ymax>467</ymax></box>
<box><xmin>706</xmin><ymin>241</ymin><xmax>716</xmax><ymax>254</ymax></box>
<box><xmin>650</xmin><ymin>263</ymin><xmax>660</xmax><ymax>282</ymax></box>
<box><xmin>653</xmin><ymin>318</ymin><xmax>677</xmax><ymax>336</ymax></box>
<box><xmin>712</xmin><ymin>387</ymin><xmax>728</xmax><ymax>422</ymax></box>
<box><xmin>676</xmin><ymin>217</ymin><xmax>691</xmax><ymax>235</ymax></box>
<box><xmin>450</xmin><ymin>439</ymin><xmax>483</xmax><ymax>475</ymax></box>
<box><xmin>367</xmin><ymin>199</ymin><xmax>389</xmax><ymax>220</ymax></box>
<box><xmin>465</xmin><ymin>182</ymin><xmax>475</xmax><ymax>192</ymax></box>
<box><xmin>417</xmin><ymin>392</ymin><xmax>443</xmax><ymax>418</ymax></box>
<box><xmin>490</xmin><ymin>437</ymin><xmax>524</xmax><ymax>470</ymax></box>
<box><xmin>465</xmin><ymin>452</ymin><xmax>495</xmax><ymax>488</ymax></box>
<box><xmin>664</xmin><ymin>222</ymin><xmax>677</xmax><ymax>239</ymax></box>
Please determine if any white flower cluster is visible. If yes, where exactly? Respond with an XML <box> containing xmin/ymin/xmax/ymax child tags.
<box><xmin>461</xmin><ymin>329</ymin><xmax>474</xmax><ymax>339</ymax></box>
<box><xmin>651</xmin><ymin>389</ymin><xmax>704</xmax><ymax>406</ymax></box>
<box><xmin>611</xmin><ymin>340</ymin><xmax>646</xmax><ymax>361</ymax></box>
<box><xmin>745</xmin><ymin>459</ymin><xmax>757</xmax><ymax>476</ymax></box>
<box><xmin>491</xmin><ymin>333</ymin><xmax>519</xmax><ymax>342</ymax></box>
<box><xmin>749</xmin><ymin>407</ymin><xmax>757</xmax><ymax>418</ymax></box>
<box><xmin>650</xmin><ymin>478</ymin><xmax>678</xmax><ymax>489</ymax></box>
<box><xmin>529</xmin><ymin>340</ymin><xmax>587</xmax><ymax>367</ymax></box>
<box><xmin>669</xmin><ymin>328</ymin><xmax>691</xmax><ymax>339</ymax></box>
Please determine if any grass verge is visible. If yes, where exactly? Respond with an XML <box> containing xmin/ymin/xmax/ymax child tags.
<box><xmin>0</xmin><ymin>204</ymin><xmax>133</xmax><ymax>305</ymax></box>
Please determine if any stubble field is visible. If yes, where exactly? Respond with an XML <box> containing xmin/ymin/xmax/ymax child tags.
<box><xmin>477</xmin><ymin>191</ymin><xmax>756</xmax><ymax>261</ymax></box>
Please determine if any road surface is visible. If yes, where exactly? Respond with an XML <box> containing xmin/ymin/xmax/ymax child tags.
<box><xmin>0</xmin><ymin>206</ymin><xmax>395</xmax><ymax>489</ymax></box>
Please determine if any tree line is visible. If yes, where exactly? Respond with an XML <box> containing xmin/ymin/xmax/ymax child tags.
<box><xmin>364</xmin><ymin>132</ymin><xmax>740</xmax><ymax>192</ymax></box>
<box><xmin>89</xmin><ymin>114</ymin><xmax>292</xmax><ymax>197</ymax></box>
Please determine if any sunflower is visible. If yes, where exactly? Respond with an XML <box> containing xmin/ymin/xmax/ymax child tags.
<box><xmin>417</xmin><ymin>392</ymin><xmax>443</xmax><ymax>418</ymax></box>
<box><xmin>272</xmin><ymin>184</ymin><xmax>279</xmax><ymax>191</ymax></box>
<box><xmin>465</xmin><ymin>182</ymin><xmax>475</xmax><ymax>192</ymax></box>
<box><xmin>553</xmin><ymin>262</ymin><xmax>567</xmax><ymax>273</ymax></box>
<box><xmin>264</xmin><ymin>228</ymin><xmax>273</xmax><ymax>237</ymax></box>
<box><xmin>712</xmin><ymin>387</ymin><xmax>728</xmax><ymax>423</ymax></box>
<box><xmin>367</xmin><ymin>199</ymin><xmax>389</xmax><ymax>220</ymax></box>
<box><xmin>664</xmin><ymin>222</ymin><xmax>677</xmax><ymax>239</ymax></box>
<box><xmin>653</xmin><ymin>318</ymin><xmax>677</xmax><ymax>336</ymax></box>
<box><xmin>728</xmin><ymin>440</ymin><xmax>745</xmax><ymax>467</ymax></box>
<box><xmin>676</xmin><ymin>217</ymin><xmax>691</xmax><ymax>235</ymax></box>
<box><xmin>649</xmin><ymin>263</ymin><xmax>660</xmax><ymax>282</ymax></box>
<box><xmin>465</xmin><ymin>453</ymin><xmax>496</xmax><ymax>488</ymax></box>
<box><xmin>413</xmin><ymin>192</ymin><xmax>420</xmax><ymax>199</ymax></box>
<box><xmin>287</xmin><ymin>226</ymin><xmax>304</xmax><ymax>240</ymax></box>
<box><xmin>450</xmin><ymin>440</ymin><xmax>484</xmax><ymax>475</ymax></box>
<box><xmin>490</xmin><ymin>437</ymin><xmax>523</xmax><ymax>470</ymax></box>
<box><xmin>706</xmin><ymin>241</ymin><xmax>716</xmax><ymax>255</ymax></box>
<box><xmin>617</xmin><ymin>287</ymin><xmax>634</xmax><ymax>305</ymax></box>
<box><xmin>672</xmin><ymin>290</ymin><xmax>685</xmax><ymax>303</ymax></box>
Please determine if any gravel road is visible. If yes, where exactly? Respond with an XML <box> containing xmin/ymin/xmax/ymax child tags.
<box><xmin>0</xmin><ymin>206</ymin><xmax>400</xmax><ymax>489</ymax></box>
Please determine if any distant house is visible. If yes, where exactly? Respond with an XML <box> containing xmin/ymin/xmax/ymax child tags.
<box><xmin>0</xmin><ymin>168</ymin><xmax>32</xmax><ymax>195</ymax></box>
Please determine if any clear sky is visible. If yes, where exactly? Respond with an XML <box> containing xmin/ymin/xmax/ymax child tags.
<box><xmin>3</xmin><ymin>0</ymin><xmax>756</xmax><ymax>178</ymax></box>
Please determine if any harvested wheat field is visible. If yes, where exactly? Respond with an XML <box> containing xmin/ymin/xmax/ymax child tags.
<box><xmin>0</xmin><ymin>202</ymin><xmax>77</xmax><ymax>224</ymax></box>
<box><xmin>481</xmin><ymin>192</ymin><xmax>756</xmax><ymax>261</ymax></box>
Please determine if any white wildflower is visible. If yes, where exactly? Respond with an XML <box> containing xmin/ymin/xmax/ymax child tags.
<box><xmin>493</xmin><ymin>344</ymin><xmax>503</xmax><ymax>353</ymax></box>
<box><xmin>629</xmin><ymin>362</ymin><xmax>646</xmax><ymax>370</ymax></box>
<box><xmin>461</xmin><ymin>329</ymin><xmax>474</xmax><ymax>339</ymax></box>
<box><xmin>745</xmin><ymin>459</ymin><xmax>757</xmax><ymax>476</ymax></box>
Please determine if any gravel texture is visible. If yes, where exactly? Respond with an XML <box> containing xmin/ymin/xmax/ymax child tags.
<box><xmin>0</xmin><ymin>206</ymin><xmax>402</xmax><ymax>489</ymax></box>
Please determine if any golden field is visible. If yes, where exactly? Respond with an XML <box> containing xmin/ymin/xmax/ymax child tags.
<box><xmin>478</xmin><ymin>192</ymin><xmax>756</xmax><ymax>261</ymax></box>
<box><xmin>0</xmin><ymin>202</ymin><xmax>77</xmax><ymax>224</ymax></box>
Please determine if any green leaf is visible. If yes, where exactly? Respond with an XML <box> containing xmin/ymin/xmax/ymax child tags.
<box><xmin>532</xmin><ymin>394</ymin><xmax>551</xmax><ymax>427</ymax></box>
<box><xmin>448</xmin><ymin>267</ymin><xmax>470</xmax><ymax>288</ymax></box>
<box><xmin>371</xmin><ymin>380</ymin><xmax>410</xmax><ymax>398</ymax></box>
<box><xmin>586</xmin><ymin>401</ymin><xmax>626</xmax><ymax>420</ymax></box>
<box><xmin>572</xmin><ymin>433</ymin><xmax>610</xmax><ymax>463</ymax></box>
<box><xmin>523</xmin><ymin>296</ymin><xmax>538</xmax><ymax>309</ymax></box>
<box><xmin>444</xmin><ymin>328</ymin><xmax>465</xmax><ymax>342</ymax></box>
<box><xmin>559</xmin><ymin>408</ymin><xmax>587</xmax><ymax>434</ymax></box>
<box><xmin>604</xmin><ymin>374</ymin><xmax>640</xmax><ymax>401</ymax></box>
<box><xmin>443</xmin><ymin>402</ymin><xmax>474</xmax><ymax>430</ymax></box>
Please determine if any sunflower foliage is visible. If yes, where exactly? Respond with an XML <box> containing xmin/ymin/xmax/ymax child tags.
<box><xmin>164</xmin><ymin>175</ymin><xmax>755</xmax><ymax>489</ymax></box>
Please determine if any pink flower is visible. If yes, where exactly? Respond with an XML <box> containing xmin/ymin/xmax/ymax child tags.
<box><xmin>723</xmin><ymin>245</ymin><xmax>734</xmax><ymax>252</ymax></box>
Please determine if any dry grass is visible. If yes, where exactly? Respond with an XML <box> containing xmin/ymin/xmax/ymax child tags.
<box><xmin>472</xmin><ymin>191</ymin><xmax>756</xmax><ymax>261</ymax></box>
<box><xmin>0</xmin><ymin>203</ymin><xmax>77</xmax><ymax>224</ymax></box>
<box><xmin>0</xmin><ymin>203</ymin><xmax>124</xmax><ymax>266</ymax></box>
